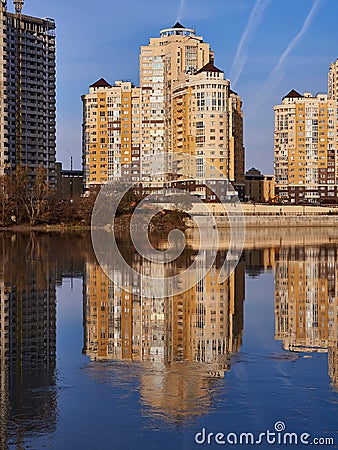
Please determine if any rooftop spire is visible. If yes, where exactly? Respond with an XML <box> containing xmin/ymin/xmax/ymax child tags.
<box><xmin>13</xmin><ymin>0</ymin><xmax>23</xmax><ymax>14</ymax></box>
<box><xmin>172</xmin><ymin>21</ymin><xmax>185</xmax><ymax>28</ymax></box>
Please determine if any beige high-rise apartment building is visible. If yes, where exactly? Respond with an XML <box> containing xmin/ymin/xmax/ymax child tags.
<box><xmin>274</xmin><ymin>90</ymin><xmax>337</xmax><ymax>203</ymax></box>
<box><xmin>171</xmin><ymin>63</ymin><xmax>244</xmax><ymax>194</ymax></box>
<box><xmin>139</xmin><ymin>22</ymin><xmax>213</xmax><ymax>180</ymax></box>
<box><xmin>82</xmin><ymin>79</ymin><xmax>141</xmax><ymax>189</ymax></box>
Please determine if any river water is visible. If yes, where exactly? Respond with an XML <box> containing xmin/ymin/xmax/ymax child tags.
<box><xmin>0</xmin><ymin>229</ymin><xmax>337</xmax><ymax>449</ymax></box>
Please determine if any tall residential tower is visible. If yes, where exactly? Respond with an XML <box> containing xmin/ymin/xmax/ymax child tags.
<box><xmin>139</xmin><ymin>22</ymin><xmax>214</xmax><ymax>180</ymax></box>
<box><xmin>0</xmin><ymin>1</ymin><xmax>56</xmax><ymax>185</ymax></box>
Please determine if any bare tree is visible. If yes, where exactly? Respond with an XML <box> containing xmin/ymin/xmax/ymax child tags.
<box><xmin>12</xmin><ymin>166</ymin><xmax>50</xmax><ymax>226</ymax></box>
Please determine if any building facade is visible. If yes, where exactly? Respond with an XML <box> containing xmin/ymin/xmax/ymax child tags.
<box><xmin>55</xmin><ymin>162</ymin><xmax>83</xmax><ymax>199</ymax></box>
<box><xmin>82</xmin><ymin>23</ymin><xmax>244</xmax><ymax>195</ymax></box>
<box><xmin>171</xmin><ymin>63</ymin><xmax>244</xmax><ymax>190</ymax></box>
<box><xmin>139</xmin><ymin>22</ymin><xmax>214</xmax><ymax>180</ymax></box>
<box><xmin>245</xmin><ymin>167</ymin><xmax>275</xmax><ymax>203</ymax></box>
<box><xmin>0</xmin><ymin>1</ymin><xmax>56</xmax><ymax>185</ymax></box>
<box><xmin>82</xmin><ymin>79</ymin><xmax>141</xmax><ymax>189</ymax></box>
<box><xmin>274</xmin><ymin>84</ymin><xmax>338</xmax><ymax>204</ymax></box>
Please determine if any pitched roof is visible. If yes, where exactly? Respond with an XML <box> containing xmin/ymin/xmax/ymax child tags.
<box><xmin>283</xmin><ymin>89</ymin><xmax>303</xmax><ymax>100</ymax></box>
<box><xmin>195</xmin><ymin>62</ymin><xmax>224</xmax><ymax>75</ymax></box>
<box><xmin>230</xmin><ymin>88</ymin><xmax>238</xmax><ymax>95</ymax></box>
<box><xmin>172</xmin><ymin>21</ymin><xmax>185</xmax><ymax>28</ymax></box>
<box><xmin>90</xmin><ymin>78</ymin><xmax>111</xmax><ymax>88</ymax></box>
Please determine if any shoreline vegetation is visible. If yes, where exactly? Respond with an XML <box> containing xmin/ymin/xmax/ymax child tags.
<box><xmin>0</xmin><ymin>171</ymin><xmax>191</xmax><ymax>231</ymax></box>
<box><xmin>1</xmin><ymin>170</ymin><xmax>338</xmax><ymax>232</ymax></box>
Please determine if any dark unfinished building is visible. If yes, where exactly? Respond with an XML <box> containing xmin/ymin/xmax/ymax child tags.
<box><xmin>0</xmin><ymin>0</ymin><xmax>56</xmax><ymax>185</ymax></box>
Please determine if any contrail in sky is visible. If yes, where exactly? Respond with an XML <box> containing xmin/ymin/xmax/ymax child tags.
<box><xmin>229</xmin><ymin>0</ymin><xmax>271</xmax><ymax>88</ymax></box>
<box><xmin>261</xmin><ymin>0</ymin><xmax>322</xmax><ymax>96</ymax></box>
<box><xmin>176</xmin><ymin>0</ymin><xmax>186</xmax><ymax>22</ymax></box>
<box><xmin>250</xmin><ymin>0</ymin><xmax>323</xmax><ymax>115</ymax></box>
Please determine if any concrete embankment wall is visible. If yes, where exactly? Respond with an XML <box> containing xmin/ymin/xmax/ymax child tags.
<box><xmin>187</xmin><ymin>215</ymin><xmax>338</xmax><ymax>228</ymax></box>
<box><xmin>187</xmin><ymin>205</ymin><xmax>338</xmax><ymax>227</ymax></box>
<box><xmin>161</xmin><ymin>202</ymin><xmax>338</xmax><ymax>227</ymax></box>
<box><xmin>188</xmin><ymin>203</ymin><xmax>338</xmax><ymax>216</ymax></box>
<box><xmin>241</xmin><ymin>204</ymin><xmax>338</xmax><ymax>226</ymax></box>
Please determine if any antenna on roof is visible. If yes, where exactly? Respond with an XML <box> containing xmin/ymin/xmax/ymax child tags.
<box><xmin>13</xmin><ymin>0</ymin><xmax>23</xmax><ymax>14</ymax></box>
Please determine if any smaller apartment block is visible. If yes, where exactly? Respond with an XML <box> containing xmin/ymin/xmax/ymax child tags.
<box><xmin>82</xmin><ymin>79</ymin><xmax>141</xmax><ymax>188</ymax></box>
<box><xmin>274</xmin><ymin>59</ymin><xmax>338</xmax><ymax>204</ymax></box>
<box><xmin>274</xmin><ymin>90</ymin><xmax>337</xmax><ymax>203</ymax></box>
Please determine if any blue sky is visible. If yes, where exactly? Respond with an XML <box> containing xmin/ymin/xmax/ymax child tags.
<box><xmin>20</xmin><ymin>0</ymin><xmax>337</xmax><ymax>173</ymax></box>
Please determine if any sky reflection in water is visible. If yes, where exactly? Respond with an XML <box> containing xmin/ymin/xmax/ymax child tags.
<box><xmin>0</xmin><ymin>229</ymin><xmax>337</xmax><ymax>449</ymax></box>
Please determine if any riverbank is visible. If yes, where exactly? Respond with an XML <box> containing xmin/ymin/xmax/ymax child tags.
<box><xmin>1</xmin><ymin>216</ymin><xmax>337</xmax><ymax>232</ymax></box>
<box><xmin>1</xmin><ymin>204</ymin><xmax>338</xmax><ymax>231</ymax></box>
<box><xmin>0</xmin><ymin>224</ymin><xmax>92</xmax><ymax>232</ymax></box>
<box><xmin>0</xmin><ymin>209</ymin><xmax>189</xmax><ymax>233</ymax></box>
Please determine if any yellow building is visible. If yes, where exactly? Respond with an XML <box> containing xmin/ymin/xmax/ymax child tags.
<box><xmin>229</xmin><ymin>90</ymin><xmax>245</xmax><ymax>193</ymax></box>
<box><xmin>274</xmin><ymin>89</ymin><xmax>337</xmax><ymax>204</ymax></box>
<box><xmin>139</xmin><ymin>22</ymin><xmax>213</xmax><ymax>180</ymax></box>
<box><xmin>172</xmin><ymin>64</ymin><xmax>229</xmax><ymax>177</ymax></box>
<box><xmin>170</xmin><ymin>63</ymin><xmax>244</xmax><ymax>197</ymax></box>
<box><xmin>82</xmin><ymin>79</ymin><xmax>141</xmax><ymax>190</ymax></box>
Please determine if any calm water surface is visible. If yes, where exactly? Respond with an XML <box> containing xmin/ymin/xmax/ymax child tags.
<box><xmin>0</xmin><ymin>229</ymin><xmax>337</xmax><ymax>449</ymax></box>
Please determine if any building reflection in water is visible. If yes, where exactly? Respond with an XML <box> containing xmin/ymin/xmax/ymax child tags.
<box><xmin>83</xmin><ymin>241</ymin><xmax>245</xmax><ymax>422</ymax></box>
<box><xmin>0</xmin><ymin>234</ymin><xmax>57</xmax><ymax>449</ymax></box>
<box><xmin>244</xmin><ymin>247</ymin><xmax>275</xmax><ymax>278</ymax></box>
<box><xmin>0</xmin><ymin>228</ymin><xmax>337</xmax><ymax>438</ymax></box>
<box><xmin>274</xmin><ymin>246</ymin><xmax>338</xmax><ymax>386</ymax></box>
<box><xmin>0</xmin><ymin>232</ymin><xmax>91</xmax><ymax>449</ymax></box>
